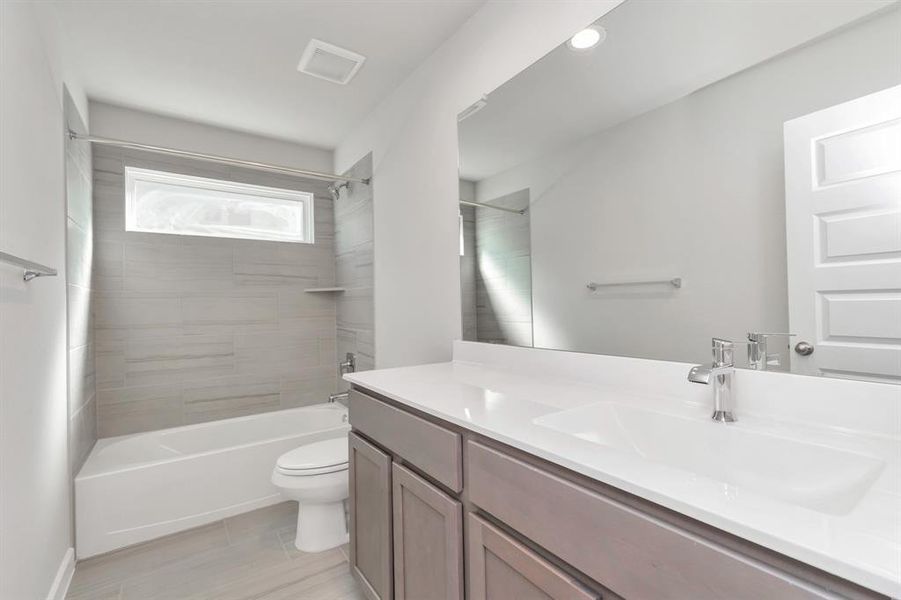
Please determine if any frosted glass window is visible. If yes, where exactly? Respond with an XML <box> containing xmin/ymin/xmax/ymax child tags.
<box><xmin>125</xmin><ymin>167</ymin><xmax>314</xmax><ymax>243</ymax></box>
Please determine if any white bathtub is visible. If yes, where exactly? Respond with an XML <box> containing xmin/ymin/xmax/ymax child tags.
<box><xmin>75</xmin><ymin>403</ymin><xmax>349</xmax><ymax>558</ymax></box>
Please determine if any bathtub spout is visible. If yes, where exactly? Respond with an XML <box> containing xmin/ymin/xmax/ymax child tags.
<box><xmin>328</xmin><ymin>391</ymin><xmax>349</xmax><ymax>403</ymax></box>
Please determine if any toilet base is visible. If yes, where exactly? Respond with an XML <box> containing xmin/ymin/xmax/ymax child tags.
<box><xmin>294</xmin><ymin>500</ymin><xmax>348</xmax><ymax>553</ymax></box>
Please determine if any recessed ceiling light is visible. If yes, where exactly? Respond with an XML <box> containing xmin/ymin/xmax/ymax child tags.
<box><xmin>568</xmin><ymin>26</ymin><xmax>606</xmax><ymax>51</ymax></box>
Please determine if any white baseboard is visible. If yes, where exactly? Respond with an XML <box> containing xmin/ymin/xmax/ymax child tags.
<box><xmin>46</xmin><ymin>547</ymin><xmax>75</xmax><ymax>600</ymax></box>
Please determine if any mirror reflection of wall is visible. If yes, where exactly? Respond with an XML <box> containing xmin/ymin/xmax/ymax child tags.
<box><xmin>460</xmin><ymin>180</ymin><xmax>533</xmax><ymax>346</ymax></box>
<box><xmin>458</xmin><ymin>0</ymin><xmax>901</xmax><ymax>383</ymax></box>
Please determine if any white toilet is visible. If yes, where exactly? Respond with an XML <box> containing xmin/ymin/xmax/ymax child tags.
<box><xmin>271</xmin><ymin>436</ymin><xmax>349</xmax><ymax>553</ymax></box>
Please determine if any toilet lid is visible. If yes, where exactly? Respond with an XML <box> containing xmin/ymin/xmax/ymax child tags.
<box><xmin>276</xmin><ymin>437</ymin><xmax>348</xmax><ymax>476</ymax></box>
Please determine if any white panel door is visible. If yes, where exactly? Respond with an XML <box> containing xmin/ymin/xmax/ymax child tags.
<box><xmin>784</xmin><ymin>85</ymin><xmax>901</xmax><ymax>382</ymax></box>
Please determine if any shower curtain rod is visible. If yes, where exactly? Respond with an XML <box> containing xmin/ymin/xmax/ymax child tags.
<box><xmin>67</xmin><ymin>130</ymin><xmax>371</xmax><ymax>185</ymax></box>
<box><xmin>459</xmin><ymin>199</ymin><xmax>526</xmax><ymax>215</ymax></box>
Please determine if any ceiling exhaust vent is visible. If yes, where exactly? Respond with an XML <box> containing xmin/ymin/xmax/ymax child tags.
<box><xmin>297</xmin><ymin>39</ymin><xmax>366</xmax><ymax>85</ymax></box>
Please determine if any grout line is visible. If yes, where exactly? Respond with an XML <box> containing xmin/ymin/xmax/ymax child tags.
<box><xmin>223</xmin><ymin>518</ymin><xmax>234</xmax><ymax>546</ymax></box>
<box><xmin>278</xmin><ymin>530</ymin><xmax>293</xmax><ymax>561</ymax></box>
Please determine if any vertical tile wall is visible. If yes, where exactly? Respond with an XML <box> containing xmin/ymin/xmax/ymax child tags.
<box><xmin>92</xmin><ymin>146</ymin><xmax>341</xmax><ymax>437</ymax></box>
<box><xmin>335</xmin><ymin>154</ymin><xmax>375</xmax><ymax>381</ymax></box>
<box><xmin>460</xmin><ymin>204</ymin><xmax>478</xmax><ymax>341</ymax></box>
<box><xmin>473</xmin><ymin>188</ymin><xmax>533</xmax><ymax>346</ymax></box>
<box><xmin>65</xmin><ymin>91</ymin><xmax>97</xmax><ymax>474</ymax></box>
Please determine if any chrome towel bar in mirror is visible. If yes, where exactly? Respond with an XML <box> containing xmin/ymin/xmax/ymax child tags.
<box><xmin>0</xmin><ymin>250</ymin><xmax>58</xmax><ymax>282</ymax></box>
<box><xmin>587</xmin><ymin>277</ymin><xmax>682</xmax><ymax>291</ymax></box>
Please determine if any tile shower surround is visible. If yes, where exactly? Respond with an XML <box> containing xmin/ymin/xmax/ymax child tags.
<box><xmin>66</xmin><ymin>91</ymin><xmax>97</xmax><ymax>476</ymax></box>
<box><xmin>460</xmin><ymin>204</ymin><xmax>478</xmax><ymax>341</ymax></box>
<box><xmin>91</xmin><ymin>145</ymin><xmax>367</xmax><ymax>437</ymax></box>
<box><xmin>462</xmin><ymin>188</ymin><xmax>533</xmax><ymax>346</ymax></box>
<box><xmin>335</xmin><ymin>154</ymin><xmax>375</xmax><ymax>382</ymax></box>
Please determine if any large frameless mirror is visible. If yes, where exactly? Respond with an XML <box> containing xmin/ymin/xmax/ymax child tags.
<box><xmin>458</xmin><ymin>0</ymin><xmax>901</xmax><ymax>383</ymax></box>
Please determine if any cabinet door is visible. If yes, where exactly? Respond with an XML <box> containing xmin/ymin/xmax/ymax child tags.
<box><xmin>468</xmin><ymin>513</ymin><xmax>599</xmax><ymax>600</ymax></box>
<box><xmin>349</xmin><ymin>432</ymin><xmax>393</xmax><ymax>600</ymax></box>
<box><xmin>392</xmin><ymin>463</ymin><xmax>463</xmax><ymax>600</ymax></box>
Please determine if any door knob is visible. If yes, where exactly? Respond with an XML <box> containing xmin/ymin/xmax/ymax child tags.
<box><xmin>794</xmin><ymin>341</ymin><xmax>814</xmax><ymax>356</ymax></box>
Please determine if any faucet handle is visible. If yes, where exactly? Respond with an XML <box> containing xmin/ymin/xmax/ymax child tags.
<box><xmin>338</xmin><ymin>352</ymin><xmax>356</xmax><ymax>375</ymax></box>
<box><xmin>711</xmin><ymin>338</ymin><xmax>735</xmax><ymax>367</ymax></box>
<box><xmin>746</xmin><ymin>332</ymin><xmax>796</xmax><ymax>370</ymax></box>
<box><xmin>747</xmin><ymin>332</ymin><xmax>796</xmax><ymax>342</ymax></box>
<box><xmin>711</xmin><ymin>338</ymin><xmax>735</xmax><ymax>351</ymax></box>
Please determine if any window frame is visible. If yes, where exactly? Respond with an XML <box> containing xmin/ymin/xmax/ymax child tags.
<box><xmin>124</xmin><ymin>166</ymin><xmax>316</xmax><ymax>244</ymax></box>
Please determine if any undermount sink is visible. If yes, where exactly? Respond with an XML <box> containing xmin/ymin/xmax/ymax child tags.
<box><xmin>533</xmin><ymin>402</ymin><xmax>885</xmax><ymax>515</ymax></box>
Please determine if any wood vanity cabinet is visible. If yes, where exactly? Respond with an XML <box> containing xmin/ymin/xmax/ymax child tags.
<box><xmin>392</xmin><ymin>463</ymin><xmax>464</xmax><ymax>600</ymax></box>
<box><xmin>467</xmin><ymin>513</ymin><xmax>599</xmax><ymax>600</ymax></box>
<box><xmin>348</xmin><ymin>388</ymin><xmax>885</xmax><ymax>600</ymax></box>
<box><xmin>349</xmin><ymin>432</ymin><xmax>393</xmax><ymax>600</ymax></box>
<box><xmin>348</xmin><ymin>392</ymin><xmax>465</xmax><ymax>600</ymax></box>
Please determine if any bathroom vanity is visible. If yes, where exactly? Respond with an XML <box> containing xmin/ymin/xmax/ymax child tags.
<box><xmin>431</xmin><ymin>4</ymin><xmax>901</xmax><ymax>596</ymax></box>
<box><xmin>345</xmin><ymin>342</ymin><xmax>899</xmax><ymax>600</ymax></box>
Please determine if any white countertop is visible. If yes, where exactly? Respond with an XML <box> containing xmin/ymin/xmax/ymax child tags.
<box><xmin>346</xmin><ymin>342</ymin><xmax>901</xmax><ymax>597</ymax></box>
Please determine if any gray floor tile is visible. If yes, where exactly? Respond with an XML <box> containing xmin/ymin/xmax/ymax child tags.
<box><xmin>67</xmin><ymin>503</ymin><xmax>360</xmax><ymax>600</ymax></box>
<box><xmin>68</xmin><ymin>522</ymin><xmax>229</xmax><ymax>596</ymax></box>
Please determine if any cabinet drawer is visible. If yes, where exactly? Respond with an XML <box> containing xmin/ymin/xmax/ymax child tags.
<box><xmin>349</xmin><ymin>389</ymin><xmax>462</xmax><ymax>492</ymax></box>
<box><xmin>466</xmin><ymin>441</ymin><xmax>834</xmax><ymax>600</ymax></box>
<box><xmin>468</xmin><ymin>513</ymin><xmax>599</xmax><ymax>600</ymax></box>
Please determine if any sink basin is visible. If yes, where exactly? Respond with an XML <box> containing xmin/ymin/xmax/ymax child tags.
<box><xmin>534</xmin><ymin>402</ymin><xmax>885</xmax><ymax>515</ymax></box>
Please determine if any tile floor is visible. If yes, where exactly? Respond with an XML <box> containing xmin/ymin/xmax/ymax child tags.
<box><xmin>66</xmin><ymin>502</ymin><xmax>364</xmax><ymax>600</ymax></box>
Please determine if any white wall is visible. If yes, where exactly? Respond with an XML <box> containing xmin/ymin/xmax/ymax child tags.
<box><xmin>335</xmin><ymin>1</ymin><xmax>622</xmax><ymax>368</ymax></box>
<box><xmin>475</xmin><ymin>8</ymin><xmax>901</xmax><ymax>366</ymax></box>
<box><xmin>0</xmin><ymin>2</ymin><xmax>85</xmax><ymax>598</ymax></box>
<box><xmin>89</xmin><ymin>102</ymin><xmax>333</xmax><ymax>173</ymax></box>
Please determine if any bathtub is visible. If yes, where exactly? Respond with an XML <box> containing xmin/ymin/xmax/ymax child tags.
<box><xmin>75</xmin><ymin>403</ymin><xmax>349</xmax><ymax>558</ymax></box>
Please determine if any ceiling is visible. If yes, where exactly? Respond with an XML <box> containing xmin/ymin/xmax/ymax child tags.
<box><xmin>47</xmin><ymin>0</ymin><xmax>485</xmax><ymax>149</ymax></box>
<box><xmin>459</xmin><ymin>0</ymin><xmax>896</xmax><ymax>181</ymax></box>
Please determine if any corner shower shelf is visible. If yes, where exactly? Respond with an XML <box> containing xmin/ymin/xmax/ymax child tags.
<box><xmin>0</xmin><ymin>250</ymin><xmax>58</xmax><ymax>282</ymax></box>
<box><xmin>304</xmin><ymin>287</ymin><xmax>346</xmax><ymax>293</ymax></box>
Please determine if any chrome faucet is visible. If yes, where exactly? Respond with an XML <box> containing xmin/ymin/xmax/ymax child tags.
<box><xmin>688</xmin><ymin>338</ymin><xmax>736</xmax><ymax>423</ymax></box>
<box><xmin>746</xmin><ymin>332</ymin><xmax>795</xmax><ymax>371</ymax></box>
<box><xmin>330</xmin><ymin>354</ymin><xmax>356</xmax><ymax>404</ymax></box>
<box><xmin>328</xmin><ymin>391</ymin><xmax>349</xmax><ymax>404</ymax></box>
<box><xmin>339</xmin><ymin>352</ymin><xmax>355</xmax><ymax>375</ymax></box>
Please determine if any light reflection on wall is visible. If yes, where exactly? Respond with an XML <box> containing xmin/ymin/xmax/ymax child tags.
<box><xmin>470</xmin><ymin>188</ymin><xmax>533</xmax><ymax>346</ymax></box>
<box><xmin>477</xmin><ymin>252</ymin><xmax>532</xmax><ymax>346</ymax></box>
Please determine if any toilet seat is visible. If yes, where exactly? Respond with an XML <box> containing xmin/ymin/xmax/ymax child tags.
<box><xmin>276</xmin><ymin>437</ymin><xmax>348</xmax><ymax>477</ymax></box>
